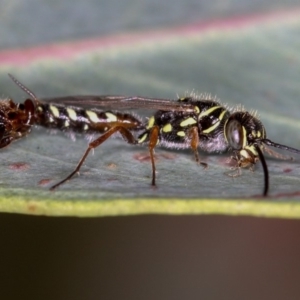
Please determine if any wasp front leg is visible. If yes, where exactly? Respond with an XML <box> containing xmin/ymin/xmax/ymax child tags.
<box><xmin>224</xmin><ymin>151</ymin><xmax>256</xmax><ymax>178</ymax></box>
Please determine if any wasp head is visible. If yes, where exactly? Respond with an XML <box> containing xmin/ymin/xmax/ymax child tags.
<box><xmin>224</xmin><ymin>111</ymin><xmax>266</xmax><ymax>167</ymax></box>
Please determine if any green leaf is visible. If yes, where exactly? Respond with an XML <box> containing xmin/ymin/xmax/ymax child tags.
<box><xmin>0</xmin><ymin>11</ymin><xmax>300</xmax><ymax>217</ymax></box>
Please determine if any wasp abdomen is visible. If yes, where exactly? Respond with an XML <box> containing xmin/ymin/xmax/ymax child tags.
<box><xmin>35</xmin><ymin>104</ymin><xmax>144</xmax><ymax>133</ymax></box>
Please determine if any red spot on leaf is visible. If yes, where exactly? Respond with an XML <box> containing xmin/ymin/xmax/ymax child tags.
<box><xmin>38</xmin><ymin>179</ymin><xmax>52</xmax><ymax>186</ymax></box>
<box><xmin>9</xmin><ymin>162</ymin><xmax>30</xmax><ymax>171</ymax></box>
<box><xmin>133</xmin><ymin>152</ymin><xmax>176</xmax><ymax>162</ymax></box>
<box><xmin>133</xmin><ymin>153</ymin><xmax>153</xmax><ymax>162</ymax></box>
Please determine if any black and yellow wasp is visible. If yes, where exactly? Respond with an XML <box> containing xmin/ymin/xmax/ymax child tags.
<box><xmin>1</xmin><ymin>74</ymin><xmax>299</xmax><ymax>196</ymax></box>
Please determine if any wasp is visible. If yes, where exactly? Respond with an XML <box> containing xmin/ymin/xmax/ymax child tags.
<box><xmin>2</xmin><ymin>74</ymin><xmax>300</xmax><ymax>196</ymax></box>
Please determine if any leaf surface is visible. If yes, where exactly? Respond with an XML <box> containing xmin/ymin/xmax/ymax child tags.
<box><xmin>0</xmin><ymin>8</ymin><xmax>300</xmax><ymax>217</ymax></box>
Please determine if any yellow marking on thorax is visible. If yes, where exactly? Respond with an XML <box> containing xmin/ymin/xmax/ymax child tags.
<box><xmin>138</xmin><ymin>133</ymin><xmax>148</xmax><ymax>143</ymax></box>
<box><xmin>202</xmin><ymin>121</ymin><xmax>220</xmax><ymax>134</ymax></box>
<box><xmin>66</xmin><ymin>108</ymin><xmax>77</xmax><ymax>121</ymax></box>
<box><xmin>83</xmin><ymin>124</ymin><xmax>89</xmax><ymax>131</ymax></box>
<box><xmin>199</xmin><ymin>105</ymin><xmax>221</xmax><ymax>118</ymax></box>
<box><xmin>146</xmin><ymin>116</ymin><xmax>155</xmax><ymax>129</ymax></box>
<box><xmin>177</xmin><ymin>131</ymin><xmax>186</xmax><ymax>137</ymax></box>
<box><xmin>86</xmin><ymin>110</ymin><xmax>99</xmax><ymax>123</ymax></box>
<box><xmin>64</xmin><ymin>120</ymin><xmax>70</xmax><ymax>127</ymax></box>
<box><xmin>162</xmin><ymin>123</ymin><xmax>172</xmax><ymax>133</ymax></box>
<box><xmin>105</xmin><ymin>112</ymin><xmax>117</xmax><ymax>122</ymax></box>
<box><xmin>202</xmin><ymin>108</ymin><xmax>227</xmax><ymax>134</ymax></box>
<box><xmin>180</xmin><ymin>117</ymin><xmax>197</xmax><ymax>127</ymax></box>
<box><xmin>49</xmin><ymin>105</ymin><xmax>60</xmax><ymax>118</ymax></box>
<box><xmin>219</xmin><ymin>109</ymin><xmax>227</xmax><ymax>121</ymax></box>
<box><xmin>194</xmin><ymin>106</ymin><xmax>200</xmax><ymax>114</ymax></box>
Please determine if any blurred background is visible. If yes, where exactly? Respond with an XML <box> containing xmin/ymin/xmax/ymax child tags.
<box><xmin>0</xmin><ymin>0</ymin><xmax>299</xmax><ymax>50</ymax></box>
<box><xmin>1</xmin><ymin>0</ymin><xmax>300</xmax><ymax>299</ymax></box>
<box><xmin>2</xmin><ymin>214</ymin><xmax>300</xmax><ymax>299</ymax></box>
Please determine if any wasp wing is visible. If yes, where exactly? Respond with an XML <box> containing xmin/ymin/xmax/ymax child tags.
<box><xmin>8</xmin><ymin>74</ymin><xmax>197</xmax><ymax>113</ymax></box>
<box><xmin>41</xmin><ymin>95</ymin><xmax>196</xmax><ymax>113</ymax></box>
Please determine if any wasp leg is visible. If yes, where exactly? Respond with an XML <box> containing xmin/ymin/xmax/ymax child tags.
<box><xmin>148</xmin><ymin>125</ymin><xmax>159</xmax><ymax>186</ymax></box>
<box><xmin>188</xmin><ymin>126</ymin><xmax>208</xmax><ymax>169</ymax></box>
<box><xmin>225</xmin><ymin>167</ymin><xmax>242</xmax><ymax>178</ymax></box>
<box><xmin>50</xmin><ymin>124</ymin><xmax>137</xmax><ymax>190</ymax></box>
<box><xmin>224</xmin><ymin>155</ymin><xmax>242</xmax><ymax>177</ymax></box>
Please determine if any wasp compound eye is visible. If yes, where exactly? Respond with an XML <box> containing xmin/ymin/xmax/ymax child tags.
<box><xmin>225</xmin><ymin>118</ymin><xmax>244</xmax><ymax>150</ymax></box>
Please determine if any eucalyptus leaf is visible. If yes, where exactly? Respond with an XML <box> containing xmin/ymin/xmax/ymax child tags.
<box><xmin>0</xmin><ymin>16</ymin><xmax>300</xmax><ymax>217</ymax></box>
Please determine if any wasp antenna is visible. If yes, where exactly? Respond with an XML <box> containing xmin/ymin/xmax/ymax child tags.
<box><xmin>263</xmin><ymin>139</ymin><xmax>300</xmax><ymax>155</ymax></box>
<box><xmin>8</xmin><ymin>74</ymin><xmax>39</xmax><ymax>104</ymax></box>
<box><xmin>255</xmin><ymin>145</ymin><xmax>269</xmax><ymax>197</ymax></box>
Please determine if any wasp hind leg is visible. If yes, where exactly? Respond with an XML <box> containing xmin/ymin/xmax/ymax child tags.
<box><xmin>50</xmin><ymin>124</ymin><xmax>137</xmax><ymax>190</ymax></box>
